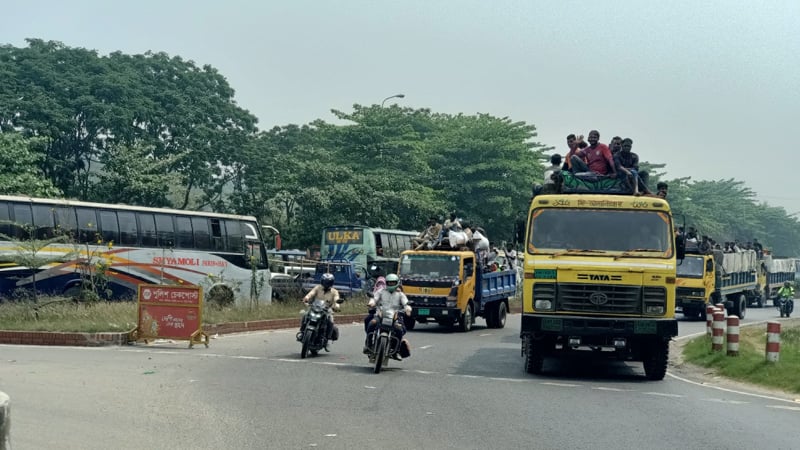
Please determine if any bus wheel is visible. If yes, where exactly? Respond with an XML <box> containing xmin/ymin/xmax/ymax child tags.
<box><xmin>208</xmin><ymin>285</ymin><xmax>234</xmax><ymax>308</ymax></box>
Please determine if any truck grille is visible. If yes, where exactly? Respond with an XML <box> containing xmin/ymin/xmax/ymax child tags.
<box><xmin>557</xmin><ymin>283</ymin><xmax>642</xmax><ymax>314</ymax></box>
<box><xmin>676</xmin><ymin>287</ymin><xmax>704</xmax><ymax>298</ymax></box>
<box><xmin>407</xmin><ymin>295</ymin><xmax>447</xmax><ymax>307</ymax></box>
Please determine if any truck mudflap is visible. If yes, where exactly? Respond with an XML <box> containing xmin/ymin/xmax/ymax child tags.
<box><xmin>521</xmin><ymin>314</ymin><xmax>678</xmax><ymax>338</ymax></box>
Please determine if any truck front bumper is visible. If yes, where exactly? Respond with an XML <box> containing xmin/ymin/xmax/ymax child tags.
<box><xmin>521</xmin><ymin>314</ymin><xmax>678</xmax><ymax>339</ymax></box>
<box><xmin>410</xmin><ymin>306</ymin><xmax>461</xmax><ymax>320</ymax></box>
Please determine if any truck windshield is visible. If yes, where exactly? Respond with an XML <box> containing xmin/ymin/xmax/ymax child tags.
<box><xmin>677</xmin><ymin>255</ymin><xmax>705</xmax><ymax>278</ymax></box>
<box><xmin>528</xmin><ymin>208</ymin><xmax>673</xmax><ymax>257</ymax></box>
<box><xmin>400</xmin><ymin>254</ymin><xmax>461</xmax><ymax>279</ymax></box>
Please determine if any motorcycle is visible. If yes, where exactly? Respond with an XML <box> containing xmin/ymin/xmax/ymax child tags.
<box><xmin>298</xmin><ymin>298</ymin><xmax>342</xmax><ymax>358</ymax></box>
<box><xmin>365</xmin><ymin>300</ymin><xmax>410</xmax><ymax>374</ymax></box>
<box><xmin>777</xmin><ymin>293</ymin><xmax>794</xmax><ymax>318</ymax></box>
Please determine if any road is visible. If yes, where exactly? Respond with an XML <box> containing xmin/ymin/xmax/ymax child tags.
<box><xmin>1</xmin><ymin>306</ymin><xmax>798</xmax><ymax>449</ymax></box>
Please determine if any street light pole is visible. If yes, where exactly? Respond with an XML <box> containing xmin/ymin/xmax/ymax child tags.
<box><xmin>381</xmin><ymin>94</ymin><xmax>405</xmax><ymax>107</ymax></box>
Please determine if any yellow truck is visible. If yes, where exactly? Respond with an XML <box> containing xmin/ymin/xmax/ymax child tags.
<box><xmin>520</xmin><ymin>193</ymin><xmax>682</xmax><ymax>380</ymax></box>
<box><xmin>676</xmin><ymin>249</ymin><xmax>759</xmax><ymax>319</ymax></box>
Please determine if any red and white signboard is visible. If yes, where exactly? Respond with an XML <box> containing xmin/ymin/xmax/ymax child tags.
<box><xmin>134</xmin><ymin>284</ymin><xmax>209</xmax><ymax>348</ymax></box>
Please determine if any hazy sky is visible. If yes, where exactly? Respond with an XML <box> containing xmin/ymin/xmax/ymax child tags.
<box><xmin>4</xmin><ymin>1</ymin><xmax>799</xmax><ymax>213</ymax></box>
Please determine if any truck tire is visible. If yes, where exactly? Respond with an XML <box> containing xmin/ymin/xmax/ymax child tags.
<box><xmin>642</xmin><ymin>340</ymin><xmax>669</xmax><ymax>380</ymax></box>
<box><xmin>524</xmin><ymin>336</ymin><xmax>544</xmax><ymax>375</ymax></box>
<box><xmin>731</xmin><ymin>293</ymin><xmax>746</xmax><ymax>320</ymax></box>
<box><xmin>495</xmin><ymin>302</ymin><xmax>507</xmax><ymax>329</ymax></box>
<box><xmin>485</xmin><ymin>304</ymin><xmax>497</xmax><ymax>328</ymax></box>
<box><xmin>458</xmin><ymin>302</ymin><xmax>474</xmax><ymax>332</ymax></box>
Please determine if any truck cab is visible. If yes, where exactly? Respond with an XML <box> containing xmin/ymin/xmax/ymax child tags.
<box><xmin>400</xmin><ymin>250</ymin><xmax>516</xmax><ymax>332</ymax></box>
<box><xmin>675</xmin><ymin>254</ymin><xmax>715</xmax><ymax>319</ymax></box>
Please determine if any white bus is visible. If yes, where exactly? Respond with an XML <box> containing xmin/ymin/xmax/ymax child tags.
<box><xmin>0</xmin><ymin>195</ymin><xmax>272</xmax><ymax>305</ymax></box>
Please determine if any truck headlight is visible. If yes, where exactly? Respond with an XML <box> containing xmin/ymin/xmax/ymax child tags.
<box><xmin>446</xmin><ymin>301</ymin><xmax>457</xmax><ymax>308</ymax></box>
<box><xmin>535</xmin><ymin>300</ymin><xmax>553</xmax><ymax>311</ymax></box>
<box><xmin>646</xmin><ymin>305</ymin><xmax>665</xmax><ymax>315</ymax></box>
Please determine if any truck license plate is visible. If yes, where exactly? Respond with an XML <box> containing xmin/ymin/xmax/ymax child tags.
<box><xmin>417</xmin><ymin>308</ymin><xmax>430</xmax><ymax>316</ymax></box>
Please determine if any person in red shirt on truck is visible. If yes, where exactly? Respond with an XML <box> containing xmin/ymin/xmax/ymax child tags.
<box><xmin>570</xmin><ymin>130</ymin><xmax>617</xmax><ymax>178</ymax></box>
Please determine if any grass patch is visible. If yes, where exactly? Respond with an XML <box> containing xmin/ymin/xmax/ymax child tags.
<box><xmin>0</xmin><ymin>294</ymin><xmax>371</xmax><ymax>333</ymax></box>
<box><xmin>683</xmin><ymin>323</ymin><xmax>800</xmax><ymax>394</ymax></box>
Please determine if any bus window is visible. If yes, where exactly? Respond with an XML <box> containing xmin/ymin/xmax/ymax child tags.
<box><xmin>175</xmin><ymin>216</ymin><xmax>193</xmax><ymax>248</ymax></box>
<box><xmin>54</xmin><ymin>206</ymin><xmax>77</xmax><ymax>240</ymax></box>
<box><xmin>374</xmin><ymin>232</ymin><xmax>384</xmax><ymax>256</ymax></box>
<box><xmin>192</xmin><ymin>217</ymin><xmax>211</xmax><ymax>250</ymax></box>
<box><xmin>0</xmin><ymin>201</ymin><xmax>11</xmax><ymax>237</ymax></box>
<box><xmin>210</xmin><ymin>219</ymin><xmax>225</xmax><ymax>250</ymax></box>
<box><xmin>154</xmin><ymin>214</ymin><xmax>175</xmax><ymax>248</ymax></box>
<box><xmin>76</xmin><ymin>207</ymin><xmax>98</xmax><ymax>243</ymax></box>
<box><xmin>118</xmin><ymin>211</ymin><xmax>138</xmax><ymax>245</ymax></box>
<box><xmin>225</xmin><ymin>219</ymin><xmax>243</xmax><ymax>253</ymax></box>
<box><xmin>138</xmin><ymin>213</ymin><xmax>157</xmax><ymax>247</ymax></box>
<box><xmin>32</xmin><ymin>204</ymin><xmax>56</xmax><ymax>239</ymax></box>
<box><xmin>98</xmin><ymin>210</ymin><xmax>120</xmax><ymax>244</ymax></box>
<box><xmin>12</xmin><ymin>203</ymin><xmax>33</xmax><ymax>239</ymax></box>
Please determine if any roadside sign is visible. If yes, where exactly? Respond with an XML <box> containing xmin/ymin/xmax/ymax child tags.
<box><xmin>133</xmin><ymin>284</ymin><xmax>209</xmax><ymax>348</ymax></box>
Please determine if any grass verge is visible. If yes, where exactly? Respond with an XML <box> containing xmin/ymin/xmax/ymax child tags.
<box><xmin>682</xmin><ymin>323</ymin><xmax>800</xmax><ymax>394</ymax></box>
<box><xmin>0</xmin><ymin>294</ymin><xmax>371</xmax><ymax>333</ymax></box>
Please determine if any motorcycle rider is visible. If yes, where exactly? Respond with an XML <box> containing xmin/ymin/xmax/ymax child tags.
<box><xmin>776</xmin><ymin>281</ymin><xmax>795</xmax><ymax>315</ymax></box>
<box><xmin>298</xmin><ymin>273</ymin><xmax>340</xmax><ymax>349</ymax></box>
<box><xmin>364</xmin><ymin>273</ymin><xmax>412</xmax><ymax>360</ymax></box>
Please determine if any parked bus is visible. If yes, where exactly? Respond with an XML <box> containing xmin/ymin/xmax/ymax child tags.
<box><xmin>0</xmin><ymin>195</ymin><xmax>272</xmax><ymax>305</ymax></box>
<box><xmin>320</xmin><ymin>225</ymin><xmax>418</xmax><ymax>280</ymax></box>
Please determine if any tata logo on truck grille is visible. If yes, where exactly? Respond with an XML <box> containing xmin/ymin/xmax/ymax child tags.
<box><xmin>577</xmin><ymin>273</ymin><xmax>622</xmax><ymax>281</ymax></box>
<box><xmin>589</xmin><ymin>292</ymin><xmax>609</xmax><ymax>305</ymax></box>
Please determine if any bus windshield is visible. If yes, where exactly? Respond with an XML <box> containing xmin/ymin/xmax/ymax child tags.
<box><xmin>320</xmin><ymin>226</ymin><xmax>418</xmax><ymax>274</ymax></box>
<box><xmin>677</xmin><ymin>255</ymin><xmax>705</xmax><ymax>278</ymax></box>
<box><xmin>528</xmin><ymin>208</ymin><xmax>673</xmax><ymax>257</ymax></box>
<box><xmin>400</xmin><ymin>254</ymin><xmax>461</xmax><ymax>279</ymax></box>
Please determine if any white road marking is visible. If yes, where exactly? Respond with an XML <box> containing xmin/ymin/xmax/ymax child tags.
<box><xmin>701</xmin><ymin>398</ymin><xmax>749</xmax><ymax>405</ymax></box>
<box><xmin>765</xmin><ymin>405</ymin><xmax>800</xmax><ymax>412</ymax></box>
<box><xmin>419</xmin><ymin>345</ymin><xmax>433</xmax><ymax>349</ymax></box>
<box><xmin>479</xmin><ymin>333</ymin><xmax>492</xmax><ymax>337</ymax></box>
<box><xmin>643</xmin><ymin>392</ymin><xmax>684</xmax><ymax>398</ymax></box>
<box><xmin>666</xmin><ymin>372</ymin><xmax>799</xmax><ymax>404</ymax></box>
<box><xmin>541</xmin><ymin>382</ymin><xmax>580</xmax><ymax>388</ymax></box>
<box><xmin>593</xmin><ymin>387</ymin><xmax>630</xmax><ymax>392</ymax></box>
<box><xmin>489</xmin><ymin>377</ymin><xmax>525</xmax><ymax>382</ymax></box>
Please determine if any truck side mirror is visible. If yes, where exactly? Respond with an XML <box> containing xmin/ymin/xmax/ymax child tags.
<box><xmin>675</xmin><ymin>234</ymin><xmax>686</xmax><ymax>260</ymax></box>
<box><xmin>706</xmin><ymin>259</ymin><xmax>714</xmax><ymax>273</ymax></box>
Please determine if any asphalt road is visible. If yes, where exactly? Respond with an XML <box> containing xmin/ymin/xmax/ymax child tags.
<box><xmin>1</xmin><ymin>306</ymin><xmax>798</xmax><ymax>450</ymax></box>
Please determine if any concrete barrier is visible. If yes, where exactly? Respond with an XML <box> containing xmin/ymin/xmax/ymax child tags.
<box><xmin>766</xmin><ymin>321</ymin><xmax>781</xmax><ymax>363</ymax></box>
<box><xmin>705</xmin><ymin>304</ymin><xmax>715</xmax><ymax>336</ymax></box>
<box><xmin>726</xmin><ymin>315</ymin><xmax>740</xmax><ymax>356</ymax></box>
<box><xmin>0</xmin><ymin>390</ymin><xmax>9</xmax><ymax>450</ymax></box>
<box><xmin>712</xmin><ymin>310</ymin><xmax>725</xmax><ymax>352</ymax></box>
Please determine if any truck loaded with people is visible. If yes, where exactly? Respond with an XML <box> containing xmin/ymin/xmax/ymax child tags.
<box><xmin>675</xmin><ymin>231</ymin><xmax>796</xmax><ymax>320</ymax></box>
<box><xmin>399</xmin><ymin>214</ymin><xmax>517</xmax><ymax>331</ymax></box>
<box><xmin>522</xmin><ymin>129</ymin><xmax>681</xmax><ymax>381</ymax></box>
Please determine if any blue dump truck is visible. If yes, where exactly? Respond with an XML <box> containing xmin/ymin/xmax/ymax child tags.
<box><xmin>398</xmin><ymin>249</ymin><xmax>517</xmax><ymax>331</ymax></box>
<box><xmin>303</xmin><ymin>259</ymin><xmax>364</xmax><ymax>298</ymax></box>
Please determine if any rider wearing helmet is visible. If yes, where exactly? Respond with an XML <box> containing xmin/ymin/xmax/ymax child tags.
<box><xmin>777</xmin><ymin>281</ymin><xmax>795</xmax><ymax>314</ymax></box>
<box><xmin>298</xmin><ymin>273</ymin><xmax>341</xmax><ymax>347</ymax></box>
<box><xmin>364</xmin><ymin>273</ymin><xmax>412</xmax><ymax>360</ymax></box>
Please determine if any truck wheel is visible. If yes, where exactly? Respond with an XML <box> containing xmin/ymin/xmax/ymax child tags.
<box><xmin>732</xmin><ymin>293</ymin><xmax>746</xmax><ymax>320</ymax></box>
<box><xmin>485</xmin><ymin>304</ymin><xmax>497</xmax><ymax>328</ymax></box>
<box><xmin>458</xmin><ymin>302</ymin><xmax>474</xmax><ymax>332</ymax></box>
<box><xmin>642</xmin><ymin>340</ymin><xmax>669</xmax><ymax>381</ymax></box>
<box><xmin>495</xmin><ymin>302</ymin><xmax>507</xmax><ymax>329</ymax></box>
<box><xmin>524</xmin><ymin>336</ymin><xmax>544</xmax><ymax>375</ymax></box>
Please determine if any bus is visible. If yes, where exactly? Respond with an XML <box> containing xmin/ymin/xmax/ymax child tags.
<box><xmin>0</xmin><ymin>195</ymin><xmax>272</xmax><ymax>305</ymax></box>
<box><xmin>320</xmin><ymin>225</ymin><xmax>419</xmax><ymax>280</ymax></box>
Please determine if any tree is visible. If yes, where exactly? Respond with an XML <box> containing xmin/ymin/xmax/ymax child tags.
<box><xmin>0</xmin><ymin>132</ymin><xmax>61</xmax><ymax>197</ymax></box>
<box><xmin>0</xmin><ymin>228</ymin><xmax>73</xmax><ymax>302</ymax></box>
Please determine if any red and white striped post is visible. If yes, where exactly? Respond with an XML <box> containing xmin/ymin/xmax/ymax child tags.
<box><xmin>715</xmin><ymin>303</ymin><xmax>726</xmax><ymax>318</ymax></box>
<box><xmin>712</xmin><ymin>310</ymin><xmax>725</xmax><ymax>352</ymax></box>
<box><xmin>766</xmin><ymin>321</ymin><xmax>781</xmax><ymax>362</ymax></box>
<box><xmin>706</xmin><ymin>304</ymin><xmax>715</xmax><ymax>336</ymax></box>
<box><xmin>726</xmin><ymin>315</ymin><xmax>740</xmax><ymax>356</ymax></box>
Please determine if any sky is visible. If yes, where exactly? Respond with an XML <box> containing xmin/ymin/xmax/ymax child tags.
<box><xmin>3</xmin><ymin>0</ymin><xmax>799</xmax><ymax>214</ymax></box>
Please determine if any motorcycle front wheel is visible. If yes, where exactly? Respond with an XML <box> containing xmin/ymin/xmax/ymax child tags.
<box><xmin>374</xmin><ymin>335</ymin><xmax>388</xmax><ymax>374</ymax></box>
<box><xmin>301</xmin><ymin>329</ymin><xmax>313</xmax><ymax>359</ymax></box>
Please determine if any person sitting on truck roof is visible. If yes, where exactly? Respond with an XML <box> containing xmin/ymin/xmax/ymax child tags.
<box><xmin>609</xmin><ymin>136</ymin><xmax>623</xmax><ymax>155</ymax></box>
<box><xmin>413</xmin><ymin>216</ymin><xmax>443</xmax><ymax>250</ymax></box>
<box><xmin>562</xmin><ymin>134</ymin><xmax>582</xmax><ymax>172</ymax></box>
<box><xmin>615</xmin><ymin>138</ymin><xmax>652</xmax><ymax>195</ymax></box>
<box><xmin>544</xmin><ymin>153</ymin><xmax>562</xmax><ymax>184</ymax></box>
<box><xmin>570</xmin><ymin>130</ymin><xmax>618</xmax><ymax>178</ymax></box>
